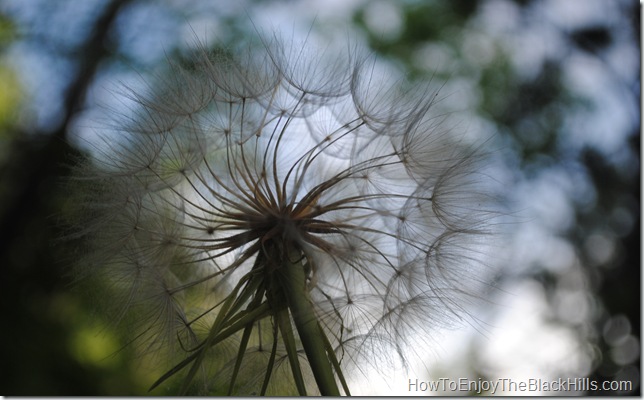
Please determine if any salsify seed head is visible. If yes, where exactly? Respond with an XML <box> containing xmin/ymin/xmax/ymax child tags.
<box><xmin>70</xmin><ymin>33</ymin><xmax>500</xmax><ymax>395</ymax></box>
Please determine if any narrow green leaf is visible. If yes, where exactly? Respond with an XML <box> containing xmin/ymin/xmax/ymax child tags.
<box><xmin>260</xmin><ymin>323</ymin><xmax>279</xmax><ymax>396</ymax></box>
<box><xmin>149</xmin><ymin>301</ymin><xmax>271</xmax><ymax>392</ymax></box>
<box><xmin>321</xmin><ymin>326</ymin><xmax>351</xmax><ymax>396</ymax></box>
<box><xmin>277</xmin><ymin>308</ymin><xmax>307</xmax><ymax>396</ymax></box>
<box><xmin>177</xmin><ymin>276</ymin><xmax>248</xmax><ymax>395</ymax></box>
<box><xmin>227</xmin><ymin>287</ymin><xmax>265</xmax><ymax>395</ymax></box>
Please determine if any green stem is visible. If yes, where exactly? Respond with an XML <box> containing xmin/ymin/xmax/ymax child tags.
<box><xmin>280</xmin><ymin>246</ymin><xmax>341</xmax><ymax>396</ymax></box>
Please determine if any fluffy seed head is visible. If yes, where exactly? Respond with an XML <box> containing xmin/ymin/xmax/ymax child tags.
<box><xmin>71</xmin><ymin>33</ymin><xmax>500</xmax><ymax>395</ymax></box>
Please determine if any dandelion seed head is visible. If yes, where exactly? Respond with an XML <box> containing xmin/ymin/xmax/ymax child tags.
<box><xmin>70</xmin><ymin>31</ymin><xmax>503</xmax><ymax>395</ymax></box>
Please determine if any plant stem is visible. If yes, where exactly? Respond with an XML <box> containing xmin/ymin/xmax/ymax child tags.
<box><xmin>280</xmin><ymin>246</ymin><xmax>341</xmax><ymax>396</ymax></box>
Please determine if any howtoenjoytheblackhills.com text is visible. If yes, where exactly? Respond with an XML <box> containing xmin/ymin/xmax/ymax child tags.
<box><xmin>408</xmin><ymin>377</ymin><xmax>633</xmax><ymax>395</ymax></box>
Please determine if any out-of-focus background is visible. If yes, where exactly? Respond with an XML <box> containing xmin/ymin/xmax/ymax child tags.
<box><xmin>0</xmin><ymin>0</ymin><xmax>639</xmax><ymax>395</ymax></box>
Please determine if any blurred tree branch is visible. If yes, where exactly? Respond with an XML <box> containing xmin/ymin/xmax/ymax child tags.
<box><xmin>0</xmin><ymin>0</ymin><xmax>130</xmax><ymax>259</ymax></box>
<box><xmin>0</xmin><ymin>0</ymin><xmax>134</xmax><ymax>394</ymax></box>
